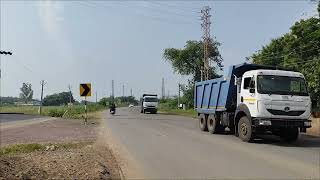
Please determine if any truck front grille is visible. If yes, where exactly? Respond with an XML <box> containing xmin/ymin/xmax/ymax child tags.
<box><xmin>267</xmin><ymin>109</ymin><xmax>305</xmax><ymax>116</ymax></box>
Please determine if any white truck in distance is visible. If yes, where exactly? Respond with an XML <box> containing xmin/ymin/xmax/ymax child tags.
<box><xmin>140</xmin><ymin>94</ymin><xmax>158</xmax><ymax>114</ymax></box>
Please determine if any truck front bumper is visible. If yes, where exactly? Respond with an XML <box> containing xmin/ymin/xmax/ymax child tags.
<box><xmin>143</xmin><ymin>107</ymin><xmax>158</xmax><ymax>112</ymax></box>
<box><xmin>252</xmin><ymin>118</ymin><xmax>311</xmax><ymax>133</ymax></box>
<box><xmin>252</xmin><ymin>118</ymin><xmax>312</xmax><ymax>128</ymax></box>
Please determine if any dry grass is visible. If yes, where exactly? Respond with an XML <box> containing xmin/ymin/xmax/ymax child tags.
<box><xmin>307</xmin><ymin>117</ymin><xmax>320</xmax><ymax>137</ymax></box>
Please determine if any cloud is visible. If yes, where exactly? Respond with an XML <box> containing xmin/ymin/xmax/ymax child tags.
<box><xmin>36</xmin><ymin>0</ymin><xmax>65</xmax><ymax>40</ymax></box>
<box><xmin>36</xmin><ymin>1</ymin><xmax>75</xmax><ymax>63</ymax></box>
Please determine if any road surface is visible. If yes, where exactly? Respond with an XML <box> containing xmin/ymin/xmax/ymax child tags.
<box><xmin>0</xmin><ymin>114</ymin><xmax>43</xmax><ymax>123</ymax></box>
<box><xmin>104</xmin><ymin>107</ymin><xmax>320</xmax><ymax>179</ymax></box>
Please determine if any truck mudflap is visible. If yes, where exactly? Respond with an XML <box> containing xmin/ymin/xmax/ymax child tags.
<box><xmin>252</xmin><ymin>118</ymin><xmax>312</xmax><ymax>128</ymax></box>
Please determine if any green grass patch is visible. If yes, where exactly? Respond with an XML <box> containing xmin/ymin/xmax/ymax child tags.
<box><xmin>0</xmin><ymin>142</ymin><xmax>93</xmax><ymax>156</ymax></box>
<box><xmin>159</xmin><ymin>108</ymin><xmax>198</xmax><ymax>118</ymax></box>
<box><xmin>0</xmin><ymin>104</ymin><xmax>106</xmax><ymax>119</ymax></box>
<box><xmin>0</xmin><ymin>143</ymin><xmax>45</xmax><ymax>156</ymax></box>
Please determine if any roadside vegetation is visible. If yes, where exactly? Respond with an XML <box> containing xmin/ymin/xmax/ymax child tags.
<box><xmin>0</xmin><ymin>104</ymin><xmax>106</xmax><ymax>119</ymax></box>
<box><xmin>158</xmin><ymin>98</ymin><xmax>197</xmax><ymax>118</ymax></box>
<box><xmin>0</xmin><ymin>142</ymin><xmax>93</xmax><ymax>156</ymax></box>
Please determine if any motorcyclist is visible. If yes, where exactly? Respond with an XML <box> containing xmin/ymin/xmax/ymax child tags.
<box><xmin>110</xmin><ymin>103</ymin><xmax>116</xmax><ymax>113</ymax></box>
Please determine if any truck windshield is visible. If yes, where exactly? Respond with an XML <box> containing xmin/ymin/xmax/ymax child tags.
<box><xmin>144</xmin><ymin>97</ymin><xmax>158</xmax><ymax>102</ymax></box>
<box><xmin>257</xmin><ymin>75</ymin><xmax>308</xmax><ymax>96</ymax></box>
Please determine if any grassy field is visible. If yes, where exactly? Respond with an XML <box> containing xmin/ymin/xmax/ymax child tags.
<box><xmin>0</xmin><ymin>104</ymin><xmax>106</xmax><ymax>119</ymax></box>
<box><xmin>159</xmin><ymin>108</ymin><xmax>198</xmax><ymax>118</ymax></box>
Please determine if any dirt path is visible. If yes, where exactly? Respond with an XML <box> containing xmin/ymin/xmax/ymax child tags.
<box><xmin>0</xmin><ymin>114</ymin><xmax>121</xmax><ymax>179</ymax></box>
<box><xmin>1</xmin><ymin>118</ymin><xmax>97</xmax><ymax>146</ymax></box>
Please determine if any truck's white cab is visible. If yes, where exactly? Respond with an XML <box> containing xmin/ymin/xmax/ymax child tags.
<box><xmin>239</xmin><ymin>69</ymin><xmax>311</xmax><ymax>121</ymax></box>
<box><xmin>140</xmin><ymin>94</ymin><xmax>158</xmax><ymax>114</ymax></box>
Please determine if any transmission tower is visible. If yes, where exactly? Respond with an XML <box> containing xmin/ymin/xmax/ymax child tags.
<box><xmin>201</xmin><ymin>6</ymin><xmax>211</xmax><ymax>81</ymax></box>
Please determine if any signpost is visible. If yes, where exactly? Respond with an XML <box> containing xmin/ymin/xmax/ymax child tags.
<box><xmin>80</xmin><ymin>83</ymin><xmax>91</xmax><ymax>125</ymax></box>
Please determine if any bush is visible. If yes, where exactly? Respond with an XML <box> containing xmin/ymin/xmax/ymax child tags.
<box><xmin>48</xmin><ymin>109</ymin><xmax>65</xmax><ymax>117</ymax></box>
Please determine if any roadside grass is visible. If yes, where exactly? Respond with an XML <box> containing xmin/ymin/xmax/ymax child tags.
<box><xmin>0</xmin><ymin>142</ymin><xmax>93</xmax><ymax>156</ymax></box>
<box><xmin>0</xmin><ymin>105</ymin><xmax>106</xmax><ymax>120</ymax></box>
<box><xmin>159</xmin><ymin>108</ymin><xmax>198</xmax><ymax>118</ymax></box>
<box><xmin>308</xmin><ymin>117</ymin><xmax>320</xmax><ymax>137</ymax></box>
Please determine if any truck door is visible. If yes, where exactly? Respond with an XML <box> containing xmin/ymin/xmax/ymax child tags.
<box><xmin>240</xmin><ymin>76</ymin><xmax>257</xmax><ymax>115</ymax></box>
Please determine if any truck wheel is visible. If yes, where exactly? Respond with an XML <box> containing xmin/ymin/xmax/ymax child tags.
<box><xmin>207</xmin><ymin>115</ymin><xmax>221</xmax><ymax>134</ymax></box>
<box><xmin>238</xmin><ymin>116</ymin><xmax>254</xmax><ymax>142</ymax></box>
<box><xmin>280</xmin><ymin>127</ymin><xmax>299</xmax><ymax>142</ymax></box>
<box><xmin>199</xmin><ymin>114</ymin><xmax>208</xmax><ymax>131</ymax></box>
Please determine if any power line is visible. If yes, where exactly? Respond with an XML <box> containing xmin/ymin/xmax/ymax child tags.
<box><xmin>150</xmin><ymin>2</ymin><xmax>200</xmax><ymax>13</ymax></box>
<box><xmin>76</xmin><ymin>1</ymin><xmax>198</xmax><ymax>26</ymax></box>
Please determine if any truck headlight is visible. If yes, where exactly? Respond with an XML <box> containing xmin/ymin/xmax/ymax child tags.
<box><xmin>304</xmin><ymin>121</ymin><xmax>311</xmax><ymax>127</ymax></box>
<box><xmin>258</xmin><ymin>120</ymin><xmax>272</xmax><ymax>126</ymax></box>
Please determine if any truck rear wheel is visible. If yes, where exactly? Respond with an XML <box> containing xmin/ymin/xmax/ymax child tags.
<box><xmin>238</xmin><ymin>116</ymin><xmax>254</xmax><ymax>142</ymax></box>
<box><xmin>280</xmin><ymin>127</ymin><xmax>299</xmax><ymax>142</ymax></box>
<box><xmin>207</xmin><ymin>115</ymin><xmax>221</xmax><ymax>134</ymax></box>
<box><xmin>199</xmin><ymin>114</ymin><xmax>208</xmax><ymax>131</ymax></box>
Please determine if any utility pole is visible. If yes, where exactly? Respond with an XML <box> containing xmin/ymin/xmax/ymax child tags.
<box><xmin>178</xmin><ymin>83</ymin><xmax>181</xmax><ymax>108</ymax></box>
<box><xmin>68</xmin><ymin>84</ymin><xmax>72</xmax><ymax>104</ymax></box>
<box><xmin>162</xmin><ymin>78</ymin><xmax>165</xmax><ymax>99</ymax></box>
<box><xmin>201</xmin><ymin>6</ymin><xmax>211</xmax><ymax>81</ymax></box>
<box><xmin>0</xmin><ymin>50</ymin><xmax>13</xmax><ymax>107</ymax></box>
<box><xmin>39</xmin><ymin>80</ymin><xmax>47</xmax><ymax>115</ymax></box>
<box><xmin>95</xmin><ymin>91</ymin><xmax>98</xmax><ymax>103</ymax></box>
<box><xmin>122</xmin><ymin>84</ymin><xmax>125</xmax><ymax>97</ymax></box>
<box><xmin>111</xmin><ymin>80</ymin><xmax>114</xmax><ymax>98</ymax></box>
<box><xmin>130</xmin><ymin>88</ymin><xmax>133</xmax><ymax>97</ymax></box>
<box><xmin>167</xmin><ymin>90</ymin><xmax>170</xmax><ymax>99</ymax></box>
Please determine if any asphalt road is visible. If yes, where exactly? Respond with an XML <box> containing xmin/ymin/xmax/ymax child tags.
<box><xmin>104</xmin><ymin>107</ymin><xmax>320</xmax><ymax>179</ymax></box>
<box><xmin>0</xmin><ymin>114</ymin><xmax>43</xmax><ymax>123</ymax></box>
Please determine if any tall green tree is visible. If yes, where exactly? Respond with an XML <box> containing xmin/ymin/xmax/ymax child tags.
<box><xmin>163</xmin><ymin>39</ymin><xmax>223</xmax><ymax>81</ymax></box>
<box><xmin>43</xmin><ymin>92</ymin><xmax>75</xmax><ymax>106</ymax></box>
<box><xmin>251</xmin><ymin>10</ymin><xmax>320</xmax><ymax>109</ymax></box>
<box><xmin>163</xmin><ymin>39</ymin><xmax>223</xmax><ymax>108</ymax></box>
<box><xmin>19</xmin><ymin>83</ymin><xmax>33</xmax><ymax>104</ymax></box>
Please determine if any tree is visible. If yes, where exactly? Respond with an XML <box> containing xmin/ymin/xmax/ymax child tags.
<box><xmin>19</xmin><ymin>83</ymin><xmax>33</xmax><ymax>104</ymax></box>
<box><xmin>251</xmin><ymin>13</ymin><xmax>320</xmax><ymax>109</ymax></box>
<box><xmin>163</xmin><ymin>39</ymin><xmax>223</xmax><ymax>81</ymax></box>
<box><xmin>163</xmin><ymin>39</ymin><xmax>223</xmax><ymax>109</ymax></box>
<box><xmin>42</xmin><ymin>92</ymin><xmax>75</xmax><ymax>106</ymax></box>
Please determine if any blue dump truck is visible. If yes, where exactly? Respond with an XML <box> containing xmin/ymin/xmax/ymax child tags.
<box><xmin>195</xmin><ymin>63</ymin><xmax>312</xmax><ymax>142</ymax></box>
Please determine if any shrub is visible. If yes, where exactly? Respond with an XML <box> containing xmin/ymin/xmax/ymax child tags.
<box><xmin>48</xmin><ymin>109</ymin><xmax>65</xmax><ymax>117</ymax></box>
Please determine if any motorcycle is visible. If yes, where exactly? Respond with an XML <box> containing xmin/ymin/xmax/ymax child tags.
<box><xmin>110</xmin><ymin>108</ymin><xmax>116</xmax><ymax>115</ymax></box>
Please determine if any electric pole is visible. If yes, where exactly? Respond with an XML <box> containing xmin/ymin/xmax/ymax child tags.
<box><xmin>39</xmin><ymin>80</ymin><xmax>47</xmax><ymax>115</ymax></box>
<box><xmin>122</xmin><ymin>84</ymin><xmax>125</xmax><ymax>97</ymax></box>
<box><xmin>162</xmin><ymin>78</ymin><xmax>165</xmax><ymax>99</ymax></box>
<box><xmin>111</xmin><ymin>80</ymin><xmax>114</xmax><ymax>98</ymax></box>
<box><xmin>130</xmin><ymin>88</ymin><xmax>133</xmax><ymax>97</ymax></box>
<box><xmin>68</xmin><ymin>84</ymin><xmax>72</xmax><ymax>104</ymax></box>
<box><xmin>0</xmin><ymin>50</ymin><xmax>13</xmax><ymax>107</ymax></box>
<box><xmin>178</xmin><ymin>83</ymin><xmax>181</xmax><ymax>108</ymax></box>
<box><xmin>95</xmin><ymin>91</ymin><xmax>98</xmax><ymax>103</ymax></box>
<box><xmin>201</xmin><ymin>6</ymin><xmax>211</xmax><ymax>81</ymax></box>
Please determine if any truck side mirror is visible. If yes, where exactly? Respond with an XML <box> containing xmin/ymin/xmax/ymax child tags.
<box><xmin>249</xmin><ymin>88</ymin><xmax>255</xmax><ymax>93</ymax></box>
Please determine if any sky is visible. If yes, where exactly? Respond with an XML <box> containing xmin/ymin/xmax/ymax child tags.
<box><xmin>0</xmin><ymin>0</ymin><xmax>318</xmax><ymax>102</ymax></box>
